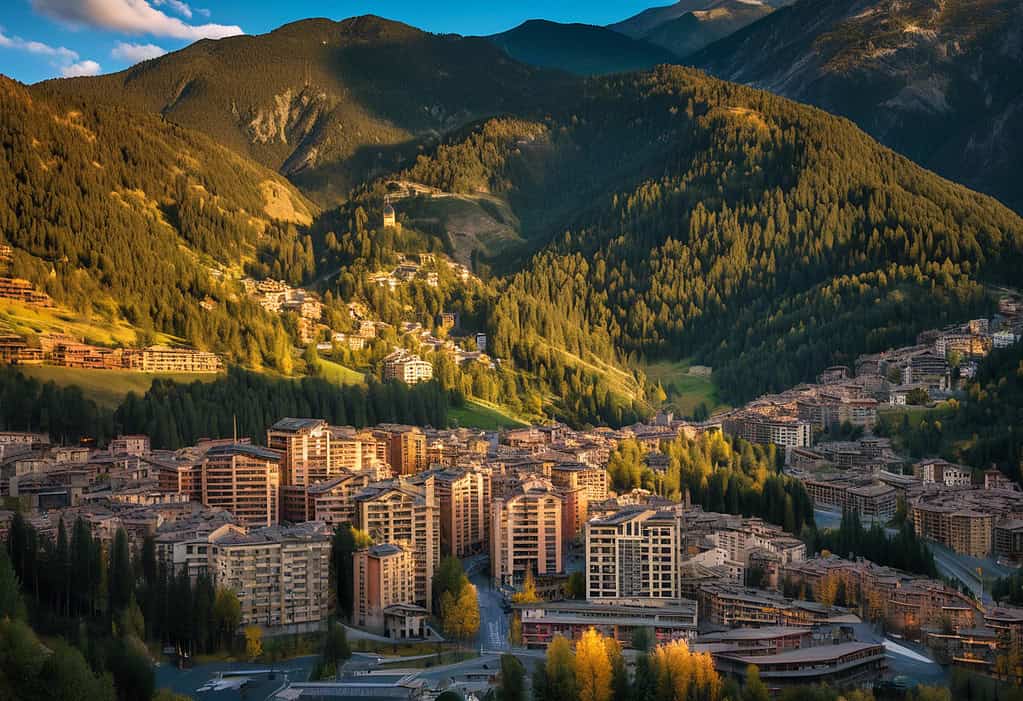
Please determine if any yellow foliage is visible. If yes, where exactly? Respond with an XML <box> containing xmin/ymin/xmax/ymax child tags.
<box><xmin>244</xmin><ymin>625</ymin><xmax>263</xmax><ymax>659</ymax></box>
<box><xmin>574</xmin><ymin>628</ymin><xmax>613</xmax><ymax>701</ymax></box>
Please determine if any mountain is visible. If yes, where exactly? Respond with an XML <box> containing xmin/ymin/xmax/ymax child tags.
<box><xmin>0</xmin><ymin>74</ymin><xmax>312</xmax><ymax>368</ymax></box>
<box><xmin>484</xmin><ymin>20</ymin><xmax>679</xmax><ymax>75</ymax></box>
<box><xmin>690</xmin><ymin>0</ymin><xmax>1023</xmax><ymax>214</ymax></box>
<box><xmin>9</xmin><ymin>14</ymin><xmax>1023</xmax><ymax>423</ymax></box>
<box><xmin>397</xmin><ymin>65</ymin><xmax>1023</xmax><ymax>405</ymax></box>
<box><xmin>609</xmin><ymin>0</ymin><xmax>784</xmax><ymax>52</ymax></box>
<box><xmin>39</xmin><ymin>16</ymin><xmax>571</xmax><ymax>205</ymax></box>
<box><xmin>640</xmin><ymin>1</ymin><xmax>775</xmax><ymax>57</ymax></box>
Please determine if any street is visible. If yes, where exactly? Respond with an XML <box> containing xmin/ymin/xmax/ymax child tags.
<box><xmin>471</xmin><ymin>568</ymin><xmax>510</xmax><ymax>652</ymax></box>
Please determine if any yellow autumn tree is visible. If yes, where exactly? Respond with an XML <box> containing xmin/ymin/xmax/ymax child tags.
<box><xmin>244</xmin><ymin>625</ymin><xmax>263</xmax><ymax>659</ymax></box>
<box><xmin>442</xmin><ymin>582</ymin><xmax>480</xmax><ymax>640</ymax></box>
<box><xmin>546</xmin><ymin>634</ymin><xmax>576</xmax><ymax>701</ymax></box>
<box><xmin>817</xmin><ymin>574</ymin><xmax>840</xmax><ymax>608</ymax></box>
<box><xmin>574</xmin><ymin>628</ymin><xmax>613</xmax><ymax>701</ymax></box>
<box><xmin>512</xmin><ymin>568</ymin><xmax>541</xmax><ymax>604</ymax></box>
<box><xmin>652</xmin><ymin>639</ymin><xmax>721</xmax><ymax>701</ymax></box>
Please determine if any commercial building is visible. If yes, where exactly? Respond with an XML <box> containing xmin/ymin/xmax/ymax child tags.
<box><xmin>710</xmin><ymin>642</ymin><xmax>885</xmax><ymax>691</ymax></box>
<box><xmin>516</xmin><ymin>599</ymin><xmax>697</xmax><ymax>649</ymax></box>
<box><xmin>585</xmin><ymin>508</ymin><xmax>685</xmax><ymax>602</ymax></box>
<box><xmin>354</xmin><ymin>477</ymin><xmax>439</xmax><ymax>610</ymax></box>
<box><xmin>491</xmin><ymin>478</ymin><xmax>564</xmax><ymax>587</ymax></box>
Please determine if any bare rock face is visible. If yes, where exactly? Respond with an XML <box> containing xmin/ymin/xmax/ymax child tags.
<box><xmin>690</xmin><ymin>0</ymin><xmax>1023</xmax><ymax>213</ymax></box>
<box><xmin>246</xmin><ymin>87</ymin><xmax>332</xmax><ymax>147</ymax></box>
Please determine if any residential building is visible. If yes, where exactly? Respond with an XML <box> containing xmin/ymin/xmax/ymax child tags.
<box><xmin>209</xmin><ymin>521</ymin><xmax>332</xmax><ymax>627</ymax></box>
<box><xmin>910</xmin><ymin>488</ymin><xmax>1023</xmax><ymax>557</ymax></box>
<box><xmin>415</xmin><ymin>468</ymin><xmax>490</xmax><ymax>558</ymax></box>
<box><xmin>199</xmin><ymin>444</ymin><xmax>281</xmax><ymax>528</ymax></box>
<box><xmin>308</xmin><ymin>471</ymin><xmax>374</xmax><ymax>526</ymax></box>
<box><xmin>383</xmin><ymin>350</ymin><xmax>433</xmax><ymax>385</ymax></box>
<box><xmin>354</xmin><ymin>477</ymin><xmax>439</xmax><ymax>610</ymax></box>
<box><xmin>491</xmin><ymin>478</ymin><xmax>564</xmax><ymax>587</ymax></box>
<box><xmin>121</xmin><ymin>345</ymin><xmax>222</xmax><ymax>373</ymax></box>
<box><xmin>550</xmin><ymin>463</ymin><xmax>609</xmax><ymax>502</ymax></box>
<box><xmin>374</xmin><ymin>425</ymin><xmax>427</xmax><ymax>476</ymax></box>
<box><xmin>109</xmin><ymin>435</ymin><xmax>151</xmax><ymax>456</ymax></box>
<box><xmin>352</xmin><ymin>543</ymin><xmax>423</xmax><ymax>637</ymax></box>
<box><xmin>585</xmin><ymin>508</ymin><xmax>685</xmax><ymax>602</ymax></box>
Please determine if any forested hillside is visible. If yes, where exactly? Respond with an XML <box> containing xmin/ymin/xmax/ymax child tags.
<box><xmin>0</xmin><ymin>76</ymin><xmax>314</xmax><ymax>369</ymax></box>
<box><xmin>485</xmin><ymin>20</ymin><xmax>679</xmax><ymax>75</ymax></box>
<box><xmin>396</xmin><ymin>66</ymin><xmax>1023</xmax><ymax>404</ymax></box>
<box><xmin>690</xmin><ymin>0</ymin><xmax>1023</xmax><ymax>214</ymax></box>
<box><xmin>9</xmin><ymin>15</ymin><xmax>1023</xmax><ymax>422</ymax></box>
<box><xmin>39</xmin><ymin>16</ymin><xmax>571</xmax><ymax>205</ymax></box>
<box><xmin>879</xmin><ymin>342</ymin><xmax>1023</xmax><ymax>484</ymax></box>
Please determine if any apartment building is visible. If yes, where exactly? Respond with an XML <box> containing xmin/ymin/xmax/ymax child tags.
<box><xmin>413</xmin><ymin>467</ymin><xmax>491</xmax><ymax>558</ymax></box>
<box><xmin>373</xmin><ymin>425</ymin><xmax>427</xmax><ymax>476</ymax></box>
<box><xmin>722</xmin><ymin>412</ymin><xmax>812</xmax><ymax>449</ymax></box>
<box><xmin>352</xmin><ymin>543</ymin><xmax>419</xmax><ymax>635</ymax></box>
<box><xmin>209</xmin><ymin>522</ymin><xmax>331</xmax><ymax>627</ymax></box>
<box><xmin>267</xmin><ymin>418</ymin><xmax>332</xmax><ymax>487</ymax></box>
<box><xmin>201</xmin><ymin>444</ymin><xmax>281</xmax><ymax>528</ymax></box>
<box><xmin>913</xmin><ymin>458</ymin><xmax>972</xmax><ymax>487</ymax></box>
<box><xmin>585</xmin><ymin>508</ymin><xmax>685</xmax><ymax>602</ymax></box>
<box><xmin>121</xmin><ymin>345</ymin><xmax>222</xmax><ymax>373</ymax></box>
<box><xmin>908</xmin><ymin>487</ymin><xmax>1023</xmax><ymax>557</ymax></box>
<box><xmin>354</xmin><ymin>477</ymin><xmax>439</xmax><ymax>610</ymax></box>
<box><xmin>795</xmin><ymin>470</ymin><xmax>898</xmax><ymax>522</ymax></box>
<box><xmin>307</xmin><ymin>471</ymin><xmax>374</xmax><ymax>526</ymax></box>
<box><xmin>491</xmin><ymin>478</ymin><xmax>564</xmax><ymax>587</ymax></box>
<box><xmin>383</xmin><ymin>350</ymin><xmax>433</xmax><ymax>385</ymax></box>
<box><xmin>687</xmin><ymin>513</ymin><xmax>807</xmax><ymax>567</ymax></box>
<box><xmin>0</xmin><ymin>276</ymin><xmax>51</xmax><ymax>305</ymax></box>
<box><xmin>109</xmin><ymin>435</ymin><xmax>151</xmax><ymax>457</ymax></box>
<box><xmin>550</xmin><ymin>462</ymin><xmax>609</xmax><ymax>502</ymax></box>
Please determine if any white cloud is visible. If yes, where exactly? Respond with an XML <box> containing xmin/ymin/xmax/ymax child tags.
<box><xmin>111</xmin><ymin>40</ymin><xmax>166</xmax><ymax>63</ymax></box>
<box><xmin>31</xmin><ymin>0</ymin><xmax>244</xmax><ymax>41</ymax></box>
<box><xmin>152</xmin><ymin>0</ymin><xmax>192</xmax><ymax>20</ymax></box>
<box><xmin>61</xmin><ymin>59</ymin><xmax>102</xmax><ymax>76</ymax></box>
<box><xmin>0</xmin><ymin>28</ymin><xmax>79</xmax><ymax>61</ymax></box>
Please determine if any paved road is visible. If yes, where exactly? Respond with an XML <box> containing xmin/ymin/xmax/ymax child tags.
<box><xmin>471</xmin><ymin>570</ymin><xmax>509</xmax><ymax>651</ymax></box>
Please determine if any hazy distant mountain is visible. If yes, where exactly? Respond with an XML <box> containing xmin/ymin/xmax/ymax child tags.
<box><xmin>40</xmin><ymin>16</ymin><xmax>571</xmax><ymax>205</ymax></box>
<box><xmin>640</xmin><ymin>1</ymin><xmax>775</xmax><ymax>56</ymax></box>
<box><xmin>609</xmin><ymin>0</ymin><xmax>786</xmax><ymax>56</ymax></box>
<box><xmin>690</xmin><ymin>0</ymin><xmax>1023</xmax><ymax>213</ymax></box>
<box><xmin>485</xmin><ymin>19</ymin><xmax>680</xmax><ymax>75</ymax></box>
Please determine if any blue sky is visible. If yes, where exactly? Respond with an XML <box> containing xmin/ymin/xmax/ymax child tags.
<box><xmin>0</xmin><ymin>0</ymin><xmax>659</xmax><ymax>83</ymax></box>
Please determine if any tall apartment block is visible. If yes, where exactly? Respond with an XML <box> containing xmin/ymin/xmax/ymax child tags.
<box><xmin>201</xmin><ymin>443</ymin><xmax>282</xmax><ymax>528</ymax></box>
<box><xmin>585</xmin><ymin>508</ymin><xmax>685</xmax><ymax>601</ymax></box>
<box><xmin>373</xmin><ymin>425</ymin><xmax>427</xmax><ymax>476</ymax></box>
<box><xmin>354</xmin><ymin>476</ymin><xmax>439</xmax><ymax>610</ymax></box>
<box><xmin>352</xmin><ymin>543</ymin><xmax>417</xmax><ymax>633</ymax></box>
<box><xmin>414</xmin><ymin>467</ymin><xmax>491</xmax><ymax>558</ymax></box>
<box><xmin>491</xmin><ymin>478</ymin><xmax>564</xmax><ymax>587</ymax></box>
